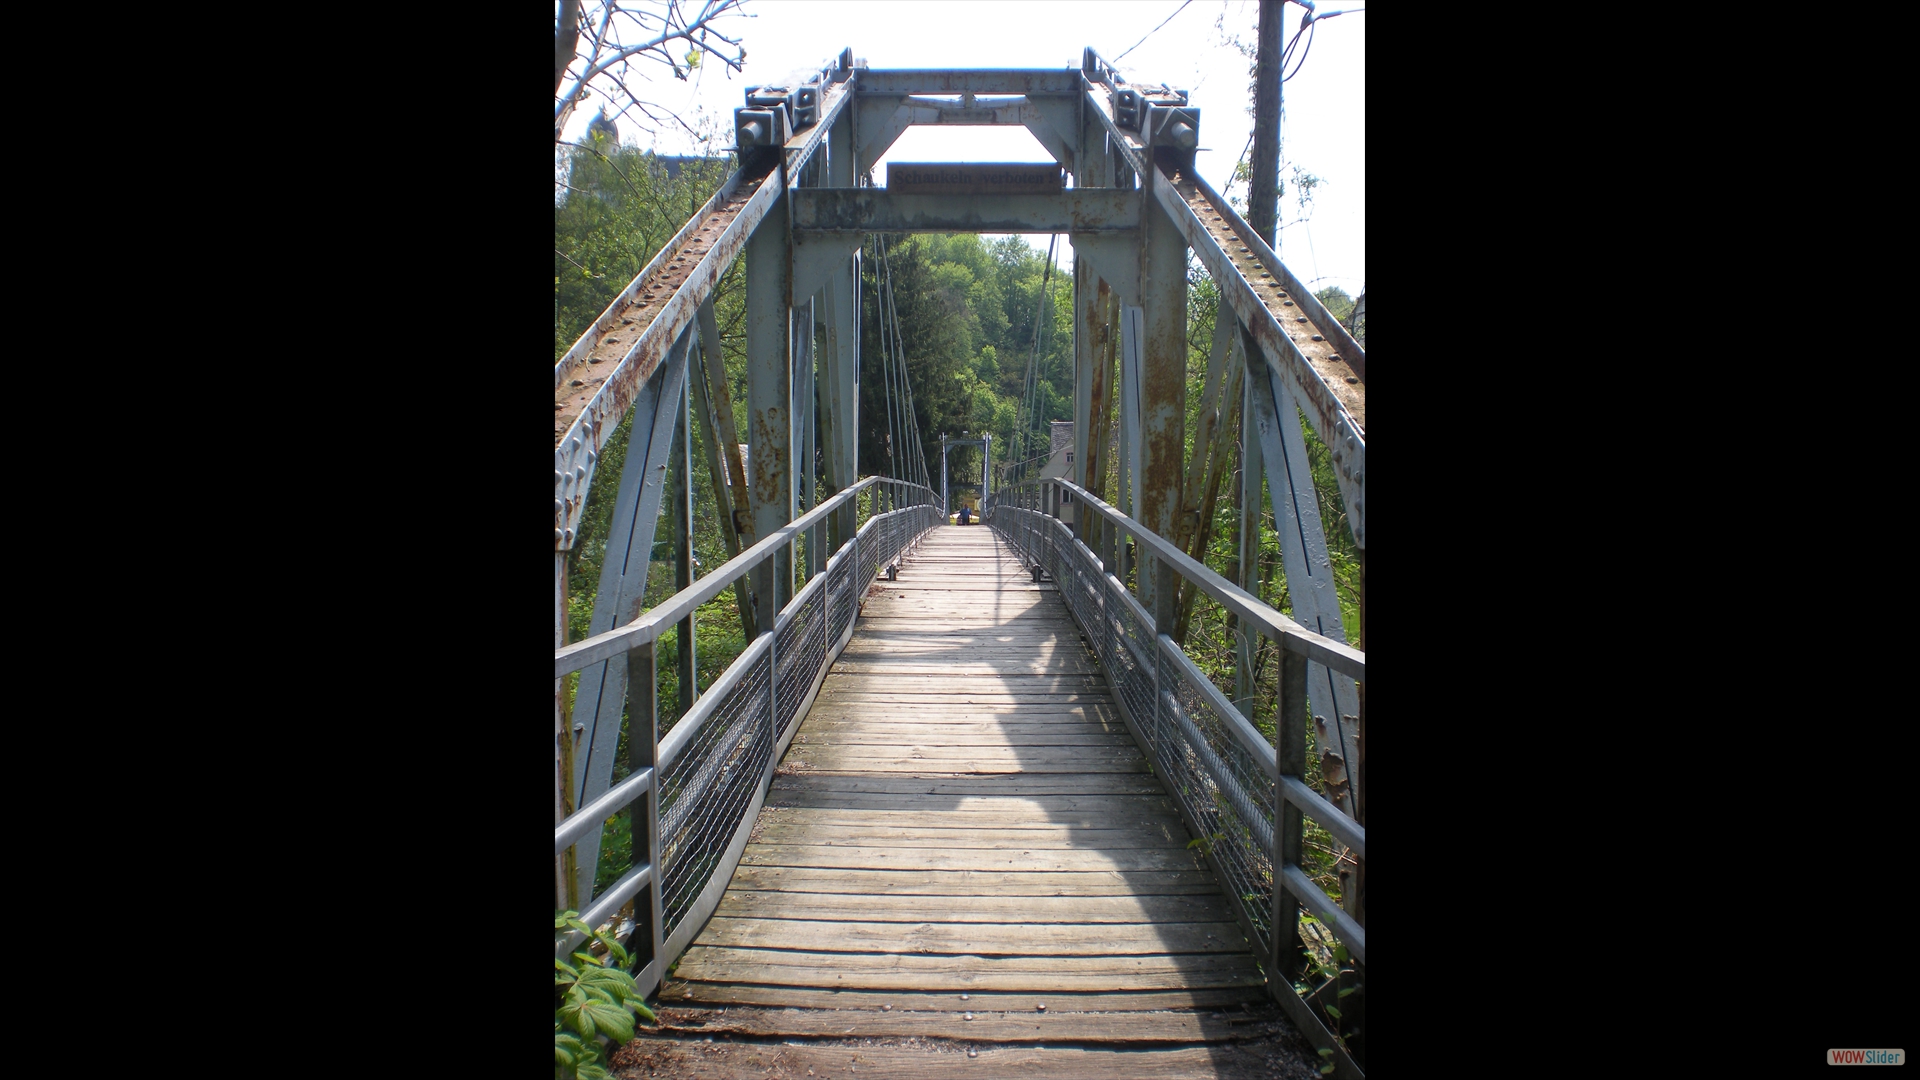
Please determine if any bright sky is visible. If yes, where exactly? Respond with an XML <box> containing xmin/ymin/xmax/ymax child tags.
<box><xmin>562</xmin><ymin>0</ymin><xmax>1364</xmax><ymax>298</ymax></box>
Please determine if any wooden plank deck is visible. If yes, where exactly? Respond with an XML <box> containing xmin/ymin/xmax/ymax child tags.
<box><xmin>630</xmin><ymin>526</ymin><xmax>1308</xmax><ymax>1078</ymax></box>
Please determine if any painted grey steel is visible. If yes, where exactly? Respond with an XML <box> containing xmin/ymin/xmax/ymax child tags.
<box><xmin>556</xmin><ymin>766</ymin><xmax>656</xmax><ymax>855</ymax></box>
<box><xmin>569</xmin><ymin>329</ymin><xmax>695</xmax><ymax>901</ymax></box>
<box><xmin>1246</xmin><ymin>353</ymin><xmax>1361</xmax><ymax>819</ymax></box>
<box><xmin>1117</xmin><ymin>304</ymin><xmax>1143</xmax><ymax>589</ymax></box>
<box><xmin>1138</xmin><ymin>183</ymin><xmax>1188</xmax><ymax>623</ymax></box>
<box><xmin>554</xmin><ymin>165</ymin><xmax>752</xmax><ymax>395</ymax></box>
<box><xmin>776</xmin><ymin>71</ymin><xmax>857</xmax><ymax>185</ymax></box>
<box><xmin>673</xmin><ymin>376</ymin><xmax>697</xmax><ymax>713</ymax></box>
<box><xmin>554</xmin><ymin>860</ymin><xmax>652</xmax><ymax>960</ymax></box>
<box><xmin>791</xmin><ymin>190</ymin><xmax>1141</xmax><ymax>234</ymax></box>
<box><xmin>1146</xmin><ymin>165</ymin><xmax>1365</xmax><ymax>549</ymax></box>
<box><xmin>1281</xmin><ymin>863</ymin><xmax>1365</xmax><ymax>965</ymax></box>
<box><xmin>1030</xmin><ymin>479</ymin><xmax>1362</xmax><ymax>676</ymax></box>
<box><xmin>554</xmin><ymin>479</ymin><xmax>939</xmax><ymax>998</ymax></box>
<box><xmin>794</xmin><ymin>298</ymin><xmax>816</xmax><ymax>583</ymax></box>
<box><xmin>555</xmin><ymin>164</ymin><xmax>781</xmax><ymax>549</ymax></box>
<box><xmin>557</xmin><ymin>476</ymin><xmax>906</xmax><ymax>678</ymax></box>
<box><xmin>985</xmin><ymin>492</ymin><xmax>1366</xmax><ymax>1014</ymax></box>
<box><xmin>854</xmin><ymin>69</ymin><xmax>1086</xmax><ymax>96</ymax></box>
<box><xmin>1236</xmin><ymin>360</ymin><xmax>1262</xmax><ymax>716</ymax></box>
<box><xmin>852</xmin><ymin>95</ymin><xmax>1077</xmax><ymax>166</ymax></box>
<box><xmin>746</xmin><ymin>178</ymin><xmax>793</xmax><ymax>624</ymax></box>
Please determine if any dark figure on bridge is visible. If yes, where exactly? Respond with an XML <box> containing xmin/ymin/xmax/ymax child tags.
<box><xmin>957</xmin><ymin>505</ymin><xmax>971</xmax><ymax>525</ymax></box>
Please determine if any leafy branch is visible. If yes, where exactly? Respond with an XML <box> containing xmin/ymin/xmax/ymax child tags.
<box><xmin>555</xmin><ymin>910</ymin><xmax>657</xmax><ymax>1080</ymax></box>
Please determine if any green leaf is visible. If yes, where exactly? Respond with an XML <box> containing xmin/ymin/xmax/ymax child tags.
<box><xmin>631</xmin><ymin>1001</ymin><xmax>657</xmax><ymax>1024</ymax></box>
<box><xmin>556</xmin><ymin>911</ymin><xmax>580</xmax><ymax>930</ymax></box>
<box><xmin>555</xmin><ymin>1045</ymin><xmax>576</xmax><ymax>1067</ymax></box>
<box><xmin>1317</xmin><ymin>1048</ymin><xmax>1334</xmax><ymax>1058</ymax></box>
<box><xmin>573</xmin><ymin>951</ymin><xmax>602</xmax><ymax>968</ymax></box>
<box><xmin>556</xmin><ymin>958</ymin><xmax>581</xmax><ymax>979</ymax></box>
<box><xmin>1333</xmin><ymin>943</ymin><xmax>1348</xmax><ymax>963</ymax></box>
<box><xmin>1319</xmin><ymin>1065</ymin><xmax>1336</xmax><ymax>1076</ymax></box>
<box><xmin>554</xmin><ymin>1033</ymin><xmax>586</xmax><ymax>1054</ymax></box>
<box><xmin>566</xmin><ymin>917</ymin><xmax>594</xmax><ymax>937</ymax></box>
<box><xmin>583</xmin><ymin>1000</ymin><xmax>635</xmax><ymax>1043</ymax></box>
<box><xmin>578</xmin><ymin>1064</ymin><xmax>612</xmax><ymax>1080</ymax></box>
<box><xmin>1323</xmin><ymin>1004</ymin><xmax>1342</xmax><ymax>1019</ymax></box>
<box><xmin>557</xmin><ymin>998</ymin><xmax>593</xmax><ymax>1039</ymax></box>
<box><xmin>1337</xmin><ymin>986</ymin><xmax>1358</xmax><ymax>999</ymax></box>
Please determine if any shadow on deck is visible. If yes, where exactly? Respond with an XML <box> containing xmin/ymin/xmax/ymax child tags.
<box><xmin>617</xmin><ymin>526</ymin><xmax>1317</xmax><ymax>1079</ymax></box>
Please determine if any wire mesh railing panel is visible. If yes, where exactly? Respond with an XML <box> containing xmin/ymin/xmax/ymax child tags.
<box><xmin>1160</xmin><ymin>647</ymin><xmax>1278</xmax><ymax>956</ymax></box>
<box><xmin>1105</xmin><ymin>583</ymin><xmax>1158</xmax><ymax>745</ymax></box>
<box><xmin>828</xmin><ymin>549</ymin><xmax>853</xmax><ymax>643</ymax></box>
<box><xmin>992</xmin><ymin>502</ymin><xmax>1277</xmax><ymax>958</ymax></box>
<box><xmin>659</xmin><ymin>644</ymin><xmax>773</xmax><ymax>935</ymax></box>
<box><xmin>775</xmin><ymin>586</ymin><xmax>824</xmax><ymax>740</ymax></box>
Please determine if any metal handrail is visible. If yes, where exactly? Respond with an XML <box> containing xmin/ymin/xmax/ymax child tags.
<box><xmin>556</xmin><ymin>476</ymin><xmax>926</xmax><ymax>678</ymax></box>
<box><xmin>985</xmin><ymin>483</ymin><xmax>1366</xmax><ymax>971</ymax></box>
<box><xmin>1009</xmin><ymin>478</ymin><xmax>1363</xmax><ymax>678</ymax></box>
<box><xmin>555</xmin><ymin>475</ymin><xmax>940</xmax><ymax>977</ymax></box>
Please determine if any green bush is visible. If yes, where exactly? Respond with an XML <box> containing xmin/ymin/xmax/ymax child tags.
<box><xmin>554</xmin><ymin>911</ymin><xmax>656</xmax><ymax>1080</ymax></box>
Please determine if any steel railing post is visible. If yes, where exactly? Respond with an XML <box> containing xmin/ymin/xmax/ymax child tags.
<box><xmin>1274</xmin><ymin>642</ymin><xmax>1309</xmax><ymax>985</ymax></box>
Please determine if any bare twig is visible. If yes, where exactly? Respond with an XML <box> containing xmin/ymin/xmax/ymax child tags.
<box><xmin>555</xmin><ymin>0</ymin><xmax>749</xmax><ymax>141</ymax></box>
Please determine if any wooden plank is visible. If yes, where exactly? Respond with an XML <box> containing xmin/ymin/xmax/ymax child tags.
<box><xmin>608</xmin><ymin>1037</ymin><xmax>1300</xmax><ymax>1079</ymax></box>
<box><xmin>787</xmin><ymin>744</ymin><xmax>1141</xmax><ymax>758</ymax></box>
<box><xmin>647</xmin><ymin>1003</ymin><xmax>1287</xmax><ymax>1043</ymax></box>
<box><xmin>766</xmin><ymin>773</ymin><xmax>1168</xmax><ymax>795</ymax></box>
<box><xmin>786</xmin><ymin>747</ymin><xmax>1146</xmax><ymax>767</ymax></box>
<box><xmin>811</xmin><ymin>693</ymin><xmax>1114</xmax><ymax>705</ymax></box>
<box><xmin>652</xmin><ymin>983</ymin><xmax>1268</xmax><ymax>1012</ymax></box>
<box><xmin>795</xmin><ymin>718</ymin><xmax>1130</xmax><ymax>732</ymax></box>
<box><xmin>749</xmin><ymin>823</ymin><xmax>1192</xmax><ymax>849</ymax></box>
<box><xmin>801</xmin><ymin>704</ymin><xmax>1114</xmax><ymax>715</ymax></box>
<box><xmin>696</xmin><ymin>917</ymin><xmax>1256</xmax><ymax>955</ymax></box>
<box><xmin>740</xmin><ymin>844</ymin><xmax>1205</xmax><ymax>872</ymax></box>
<box><xmin>608</xmin><ymin>1037</ymin><xmax>1297</xmax><ymax>1079</ymax></box>
<box><xmin>714</xmin><ymin>891</ymin><xmax>1238</xmax><ymax>924</ymax></box>
<box><xmin>725</xmin><ymin>866</ymin><xmax>1225</xmax><ymax>895</ymax></box>
<box><xmin>760</xmin><ymin>793</ymin><xmax>1179</xmax><ymax>809</ymax></box>
<box><xmin>670</xmin><ymin>948</ymin><xmax>1266</xmax><ymax>990</ymax></box>
<box><xmin>790</xmin><ymin>731</ymin><xmax>1136</xmax><ymax>746</ymax></box>
<box><xmin>831</xmin><ymin>661</ymin><xmax>1101</xmax><ymax>674</ymax></box>
<box><xmin>652</xmin><ymin>524</ymin><xmax>1286</xmax><ymax>1026</ymax></box>
<box><xmin>750</xmin><ymin>795</ymin><xmax>1186</xmax><ymax>818</ymax></box>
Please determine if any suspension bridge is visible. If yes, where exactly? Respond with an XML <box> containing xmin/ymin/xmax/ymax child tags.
<box><xmin>556</xmin><ymin>47</ymin><xmax>1366</xmax><ymax>1078</ymax></box>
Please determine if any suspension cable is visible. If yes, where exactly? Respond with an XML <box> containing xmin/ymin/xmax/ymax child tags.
<box><xmin>1016</xmin><ymin>235</ymin><xmax>1058</xmax><ymax>471</ymax></box>
<box><xmin>873</xmin><ymin>235</ymin><xmax>900</xmax><ymax>481</ymax></box>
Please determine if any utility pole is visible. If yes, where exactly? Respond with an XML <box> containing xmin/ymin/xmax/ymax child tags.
<box><xmin>1248</xmin><ymin>0</ymin><xmax>1283</xmax><ymax>248</ymax></box>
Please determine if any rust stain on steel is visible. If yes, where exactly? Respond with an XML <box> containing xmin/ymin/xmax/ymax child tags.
<box><xmin>1156</xmin><ymin>165</ymin><xmax>1364</xmax><ymax>437</ymax></box>
<box><xmin>554</xmin><ymin>162</ymin><xmax>777</xmax><ymax>548</ymax></box>
<box><xmin>554</xmin><ymin>163</ymin><xmax>772</xmax><ymax>448</ymax></box>
<box><xmin>1083</xmin><ymin>275</ymin><xmax>1113</xmax><ymax>499</ymax></box>
<box><xmin>751</xmin><ymin>406</ymin><xmax>788</xmax><ymax>509</ymax></box>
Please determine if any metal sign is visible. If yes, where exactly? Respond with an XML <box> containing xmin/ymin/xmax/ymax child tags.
<box><xmin>886</xmin><ymin>162</ymin><xmax>1063</xmax><ymax>194</ymax></box>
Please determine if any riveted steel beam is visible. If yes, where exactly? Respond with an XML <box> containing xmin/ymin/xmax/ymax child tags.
<box><xmin>569</xmin><ymin>327</ymin><xmax>693</xmax><ymax>901</ymax></box>
<box><xmin>1247</xmin><ymin>344</ymin><xmax>1361</xmax><ymax>819</ymax></box>
<box><xmin>791</xmin><ymin>189</ymin><xmax>1138</xmax><ymax>234</ymax></box>
<box><xmin>746</xmin><ymin>183</ymin><xmax>793</xmax><ymax>621</ymax></box>
<box><xmin>556</xmin><ymin>161</ymin><xmax>780</xmax><ymax>550</ymax></box>
<box><xmin>1138</xmin><ymin>186</ymin><xmax>1188</xmax><ymax>624</ymax></box>
<box><xmin>855</xmin><ymin>68</ymin><xmax>1086</xmax><ymax>96</ymax></box>
<box><xmin>1151</xmin><ymin>164</ymin><xmax>1365</xmax><ymax>548</ymax></box>
<box><xmin>847</xmin><ymin>95</ymin><xmax>1077</xmax><ymax>166</ymax></box>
